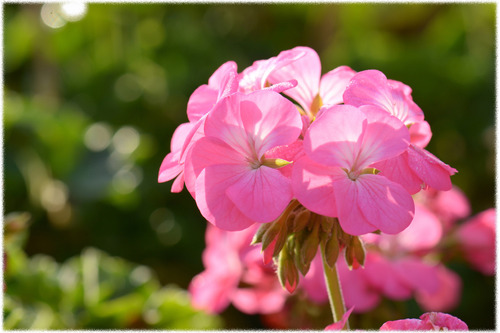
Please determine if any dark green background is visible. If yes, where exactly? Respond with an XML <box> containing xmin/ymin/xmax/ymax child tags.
<box><xmin>4</xmin><ymin>3</ymin><xmax>495</xmax><ymax>329</ymax></box>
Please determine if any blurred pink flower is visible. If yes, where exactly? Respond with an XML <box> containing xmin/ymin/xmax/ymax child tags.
<box><xmin>415</xmin><ymin>264</ymin><xmax>462</xmax><ymax>312</ymax></box>
<box><xmin>292</xmin><ymin>104</ymin><xmax>414</xmax><ymax>235</ymax></box>
<box><xmin>456</xmin><ymin>208</ymin><xmax>496</xmax><ymax>275</ymax></box>
<box><xmin>189</xmin><ymin>224</ymin><xmax>287</xmax><ymax>314</ymax></box>
<box><xmin>380</xmin><ymin>312</ymin><xmax>468</xmax><ymax>330</ymax></box>
<box><xmin>187</xmin><ymin>90</ymin><xmax>302</xmax><ymax>230</ymax></box>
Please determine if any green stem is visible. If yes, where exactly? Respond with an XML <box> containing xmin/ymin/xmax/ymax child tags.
<box><xmin>320</xmin><ymin>241</ymin><xmax>349</xmax><ymax>330</ymax></box>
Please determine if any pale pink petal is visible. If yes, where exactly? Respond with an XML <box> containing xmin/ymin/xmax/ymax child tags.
<box><xmin>356</xmin><ymin>105</ymin><xmax>410</xmax><ymax>168</ymax></box>
<box><xmin>262</xmin><ymin>79</ymin><xmax>298</xmax><ymax>93</ymax></box>
<box><xmin>208</xmin><ymin>60</ymin><xmax>238</xmax><ymax>87</ymax></box>
<box><xmin>415</xmin><ymin>265</ymin><xmax>462</xmax><ymax>312</ymax></box>
<box><xmin>158</xmin><ymin>151</ymin><xmax>183</xmax><ymax>183</ymax></box>
<box><xmin>344</xmin><ymin>70</ymin><xmax>424</xmax><ymax>125</ymax></box>
<box><xmin>395</xmin><ymin>203</ymin><xmax>442</xmax><ymax>252</ymax></box>
<box><xmin>291</xmin><ymin>156</ymin><xmax>340</xmax><ymax>218</ymax></box>
<box><xmin>238</xmin><ymin>90</ymin><xmax>303</xmax><ymax>157</ymax></box>
<box><xmin>319</xmin><ymin>66</ymin><xmax>357</xmax><ymax>106</ymax></box>
<box><xmin>304</xmin><ymin>105</ymin><xmax>366</xmax><ymax>169</ymax></box>
<box><xmin>407</xmin><ymin>144</ymin><xmax>457</xmax><ymax>191</ymax></box>
<box><xmin>170</xmin><ymin>171</ymin><xmax>185</xmax><ymax>193</ymax></box>
<box><xmin>226</xmin><ymin>166</ymin><xmax>293</xmax><ymax>223</ymax></box>
<box><xmin>334</xmin><ymin>174</ymin><xmax>415</xmax><ymax>235</ymax></box>
<box><xmin>170</xmin><ymin>122</ymin><xmax>196</xmax><ymax>152</ymax></box>
<box><xmin>428</xmin><ymin>186</ymin><xmax>471</xmax><ymax>226</ymax></box>
<box><xmin>268</xmin><ymin>46</ymin><xmax>321</xmax><ymax>114</ymax></box>
<box><xmin>195</xmin><ymin>165</ymin><xmax>256</xmax><ymax>231</ymax></box>
<box><xmin>420</xmin><ymin>312</ymin><xmax>468</xmax><ymax>330</ymax></box>
<box><xmin>204</xmin><ymin>91</ymin><xmax>302</xmax><ymax>159</ymax></box>
<box><xmin>324</xmin><ymin>307</ymin><xmax>354</xmax><ymax>330</ymax></box>
<box><xmin>409</xmin><ymin>120</ymin><xmax>432</xmax><ymax>148</ymax></box>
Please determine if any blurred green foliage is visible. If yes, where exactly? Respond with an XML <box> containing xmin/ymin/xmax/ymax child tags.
<box><xmin>4</xmin><ymin>3</ymin><xmax>495</xmax><ymax>329</ymax></box>
<box><xmin>4</xmin><ymin>212</ymin><xmax>222</xmax><ymax>329</ymax></box>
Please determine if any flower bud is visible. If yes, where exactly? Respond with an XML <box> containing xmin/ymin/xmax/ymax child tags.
<box><xmin>323</xmin><ymin>235</ymin><xmax>340</xmax><ymax>269</ymax></box>
<box><xmin>293</xmin><ymin>209</ymin><xmax>311</xmax><ymax>232</ymax></box>
<box><xmin>278</xmin><ymin>240</ymin><xmax>299</xmax><ymax>293</ymax></box>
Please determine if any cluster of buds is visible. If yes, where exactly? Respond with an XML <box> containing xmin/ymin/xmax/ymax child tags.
<box><xmin>252</xmin><ymin>200</ymin><xmax>365</xmax><ymax>292</ymax></box>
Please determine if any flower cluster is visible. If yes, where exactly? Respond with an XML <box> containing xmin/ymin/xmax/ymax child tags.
<box><xmin>159</xmin><ymin>46</ymin><xmax>456</xmax><ymax>237</ymax></box>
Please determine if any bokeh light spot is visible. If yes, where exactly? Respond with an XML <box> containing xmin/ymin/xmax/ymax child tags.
<box><xmin>40</xmin><ymin>4</ymin><xmax>66</xmax><ymax>29</ymax></box>
<box><xmin>84</xmin><ymin>122</ymin><xmax>112</xmax><ymax>152</ymax></box>
<box><xmin>60</xmin><ymin>2</ymin><xmax>87</xmax><ymax>22</ymax></box>
<box><xmin>112</xmin><ymin>126</ymin><xmax>141</xmax><ymax>155</ymax></box>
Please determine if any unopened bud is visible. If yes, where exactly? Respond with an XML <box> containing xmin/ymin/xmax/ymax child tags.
<box><xmin>261</xmin><ymin>158</ymin><xmax>292</xmax><ymax>169</ymax></box>
<box><xmin>324</xmin><ymin>235</ymin><xmax>340</xmax><ymax>269</ymax></box>
<box><xmin>351</xmin><ymin>236</ymin><xmax>366</xmax><ymax>268</ymax></box>
<box><xmin>261</xmin><ymin>222</ymin><xmax>282</xmax><ymax>251</ymax></box>
<box><xmin>320</xmin><ymin>216</ymin><xmax>334</xmax><ymax>234</ymax></box>
<box><xmin>278</xmin><ymin>241</ymin><xmax>299</xmax><ymax>293</ymax></box>
<box><xmin>299</xmin><ymin>223</ymin><xmax>320</xmax><ymax>274</ymax></box>
<box><xmin>293</xmin><ymin>209</ymin><xmax>311</xmax><ymax>232</ymax></box>
<box><xmin>251</xmin><ymin>222</ymin><xmax>273</xmax><ymax>245</ymax></box>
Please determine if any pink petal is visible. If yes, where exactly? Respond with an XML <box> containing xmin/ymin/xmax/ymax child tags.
<box><xmin>344</xmin><ymin>70</ymin><xmax>424</xmax><ymax>125</ymax></box>
<box><xmin>187</xmin><ymin>84</ymin><xmax>219</xmax><ymax>123</ymax></box>
<box><xmin>407</xmin><ymin>145</ymin><xmax>457</xmax><ymax>191</ymax></box>
<box><xmin>319</xmin><ymin>66</ymin><xmax>357</xmax><ymax>106</ymax></box>
<box><xmin>304</xmin><ymin>105</ymin><xmax>366</xmax><ymax>169</ymax></box>
<box><xmin>301</xmin><ymin>254</ymin><xmax>328</xmax><ymax>304</ymax></box>
<box><xmin>334</xmin><ymin>174</ymin><xmax>415</xmax><ymax>235</ymax></box>
<box><xmin>264</xmin><ymin>139</ymin><xmax>305</xmax><ymax>179</ymax></box>
<box><xmin>409</xmin><ymin>120</ymin><xmax>432</xmax><ymax>148</ymax></box>
<box><xmin>363</xmin><ymin>253</ymin><xmax>412</xmax><ymax>300</ymax></box>
<box><xmin>291</xmin><ymin>155</ymin><xmax>340</xmax><ymax>218</ymax></box>
<box><xmin>158</xmin><ymin>151</ymin><xmax>183</xmax><ymax>183</ymax></box>
<box><xmin>268</xmin><ymin>46</ymin><xmax>321</xmax><ymax>114</ymax></box>
<box><xmin>195</xmin><ymin>165</ymin><xmax>256</xmax><ymax>231</ymax></box>
<box><xmin>208</xmin><ymin>60</ymin><xmax>238</xmax><ymax>87</ymax></box>
<box><xmin>226</xmin><ymin>166</ymin><xmax>293</xmax><ymax>223</ymax></box>
<box><xmin>380</xmin><ymin>318</ymin><xmax>432</xmax><ymax>330</ymax></box>
<box><xmin>372</xmin><ymin>151</ymin><xmax>423</xmax><ymax>195</ymax></box>
<box><xmin>189</xmin><ymin>268</ymin><xmax>239</xmax><ymax>314</ymax></box>
<box><xmin>356</xmin><ymin>105</ymin><xmax>410</xmax><ymax>168</ymax></box>
<box><xmin>324</xmin><ymin>307</ymin><xmax>354</xmax><ymax>330</ymax></box>
<box><xmin>420</xmin><ymin>312</ymin><xmax>468</xmax><ymax>330</ymax></box>
<box><xmin>170</xmin><ymin>170</ymin><xmax>185</xmax><ymax>193</ymax></box>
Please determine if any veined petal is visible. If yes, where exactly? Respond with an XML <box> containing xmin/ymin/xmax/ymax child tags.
<box><xmin>356</xmin><ymin>105</ymin><xmax>410</xmax><ymax>169</ymax></box>
<box><xmin>319</xmin><ymin>66</ymin><xmax>357</xmax><ymax>106</ymax></box>
<box><xmin>409</xmin><ymin>120</ymin><xmax>432</xmax><ymax>148</ymax></box>
<box><xmin>334</xmin><ymin>174</ymin><xmax>415</xmax><ymax>235</ymax></box>
<box><xmin>304</xmin><ymin>105</ymin><xmax>366</xmax><ymax>169</ymax></box>
<box><xmin>268</xmin><ymin>46</ymin><xmax>321</xmax><ymax>114</ymax></box>
<box><xmin>226</xmin><ymin>166</ymin><xmax>293</xmax><ymax>223</ymax></box>
<box><xmin>195</xmin><ymin>165</ymin><xmax>256</xmax><ymax>231</ymax></box>
<box><xmin>372</xmin><ymin>151</ymin><xmax>423</xmax><ymax>195</ymax></box>
<box><xmin>158</xmin><ymin>151</ymin><xmax>183</xmax><ymax>183</ymax></box>
<box><xmin>291</xmin><ymin>155</ymin><xmax>340</xmax><ymax>217</ymax></box>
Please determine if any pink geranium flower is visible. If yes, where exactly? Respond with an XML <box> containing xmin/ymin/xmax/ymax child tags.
<box><xmin>415</xmin><ymin>264</ymin><xmax>462</xmax><ymax>312</ymax></box>
<box><xmin>380</xmin><ymin>312</ymin><xmax>468</xmax><ymax>330</ymax></box>
<box><xmin>268</xmin><ymin>46</ymin><xmax>356</xmax><ymax>116</ymax></box>
<box><xmin>324</xmin><ymin>307</ymin><xmax>354</xmax><ymax>330</ymax></box>
<box><xmin>186</xmin><ymin>90</ymin><xmax>302</xmax><ymax>231</ymax></box>
<box><xmin>456</xmin><ymin>208</ymin><xmax>496</xmax><ymax>275</ymax></box>
<box><xmin>292</xmin><ymin>104</ymin><xmax>415</xmax><ymax>235</ymax></box>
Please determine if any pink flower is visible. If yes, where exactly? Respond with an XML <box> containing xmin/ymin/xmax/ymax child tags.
<box><xmin>186</xmin><ymin>90</ymin><xmax>302</xmax><ymax>231</ymax></box>
<box><xmin>292</xmin><ymin>104</ymin><xmax>415</xmax><ymax>235</ymax></box>
<box><xmin>380</xmin><ymin>312</ymin><xmax>468</xmax><ymax>330</ymax></box>
<box><xmin>268</xmin><ymin>46</ymin><xmax>356</xmax><ymax>116</ymax></box>
<box><xmin>189</xmin><ymin>224</ymin><xmax>287</xmax><ymax>314</ymax></box>
<box><xmin>415</xmin><ymin>264</ymin><xmax>462</xmax><ymax>312</ymax></box>
<box><xmin>324</xmin><ymin>307</ymin><xmax>354</xmax><ymax>330</ymax></box>
<box><xmin>456</xmin><ymin>208</ymin><xmax>496</xmax><ymax>275</ymax></box>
